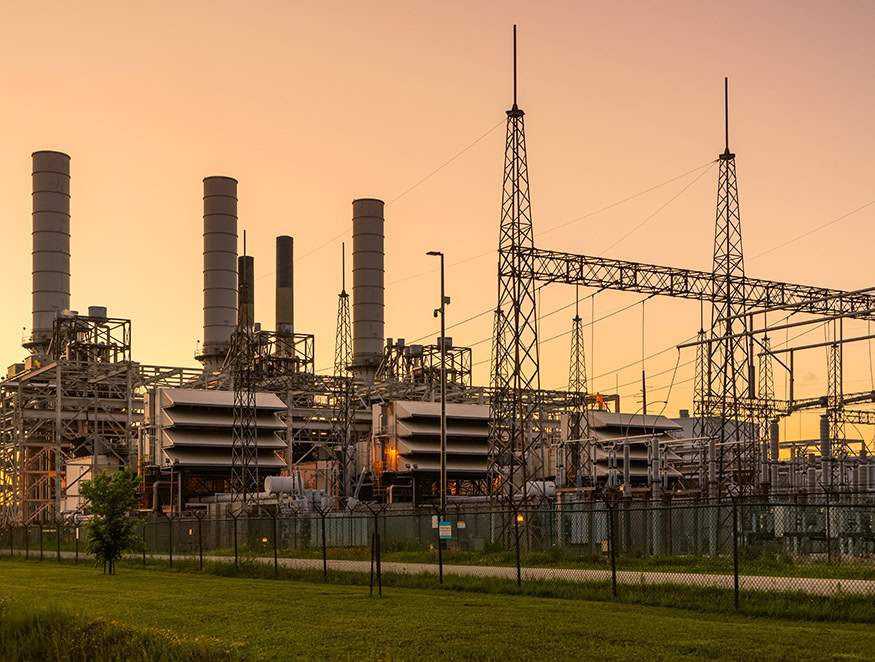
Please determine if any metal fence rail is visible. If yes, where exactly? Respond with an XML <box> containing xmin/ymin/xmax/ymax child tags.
<box><xmin>3</xmin><ymin>497</ymin><xmax>873</xmax><ymax>608</ymax></box>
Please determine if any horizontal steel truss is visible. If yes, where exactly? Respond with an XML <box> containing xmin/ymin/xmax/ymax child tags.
<box><xmin>523</xmin><ymin>248</ymin><xmax>875</xmax><ymax>321</ymax></box>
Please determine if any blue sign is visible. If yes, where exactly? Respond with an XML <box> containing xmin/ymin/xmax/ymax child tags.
<box><xmin>439</xmin><ymin>521</ymin><xmax>452</xmax><ymax>539</ymax></box>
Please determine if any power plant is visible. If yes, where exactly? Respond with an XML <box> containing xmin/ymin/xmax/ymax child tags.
<box><xmin>2</xmin><ymin>37</ymin><xmax>873</xmax><ymax>530</ymax></box>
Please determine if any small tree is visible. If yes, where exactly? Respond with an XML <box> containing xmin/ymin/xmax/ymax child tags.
<box><xmin>79</xmin><ymin>467</ymin><xmax>142</xmax><ymax>574</ymax></box>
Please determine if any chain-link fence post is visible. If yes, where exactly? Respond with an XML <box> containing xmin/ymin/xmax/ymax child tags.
<box><xmin>24</xmin><ymin>524</ymin><xmax>29</xmax><ymax>559</ymax></box>
<box><xmin>366</xmin><ymin>504</ymin><xmax>382</xmax><ymax>596</ymax></box>
<box><xmin>513</xmin><ymin>508</ymin><xmax>522</xmax><ymax>589</ymax></box>
<box><xmin>167</xmin><ymin>513</ymin><xmax>174</xmax><ymax>569</ymax></box>
<box><xmin>8</xmin><ymin>525</ymin><xmax>12</xmax><ymax>557</ymax></box>
<box><xmin>272</xmin><ymin>512</ymin><xmax>279</xmax><ymax>576</ymax></box>
<box><xmin>39</xmin><ymin>522</ymin><xmax>44</xmax><ymax>561</ymax></box>
<box><xmin>197</xmin><ymin>512</ymin><xmax>204</xmax><ymax>571</ymax></box>
<box><xmin>369</xmin><ymin>528</ymin><xmax>375</xmax><ymax>596</ymax></box>
<box><xmin>231</xmin><ymin>512</ymin><xmax>239</xmax><ymax>568</ymax></box>
<box><xmin>438</xmin><ymin>508</ymin><xmax>444</xmax><ymax>585</ymax></box>
<box><xmin>824</xmin><ymin>489</ymin><xmax>832</xmax><ymax>565</ymax></box>
<box><xmin>320</xmin><ymin>508</ymin><xmax>328</xmax><ymax>581</ymax></box>
<box><xmin>141</xmin><ymin>519</ymin><xmax>146</xmax><ymax>566</ymax></box>
<box><xmin>608</xmin><ymin>502</ymin><xmax>617</xmax><ymax>598</ymax></box>
<box><xmin>376</xmin><ymin>510</ymin><xmax>382</xmax><ymax>597</ymax></box>
<box><xmin>731</xmin><ymin>495</ymin><xmax>740</xmax><ymax>609</ymax></box>
<box><xmin>55</xmin><ymin>517</ymin><xmax>61</xmax><ymax>563</ymax></box>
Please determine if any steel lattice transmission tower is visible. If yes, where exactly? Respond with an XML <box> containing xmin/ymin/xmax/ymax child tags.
<box><xmin>489</xmin><ymin>25</ymin><xmax>543</xmax><ymax>502</ymax></box>
<box><xmin>694</xmin><ymin>78</ymin><xmax>756</xmax><ymax>494</ymax></box>
<box><xmin>334</xmin><ymin>243</ymin><xmax>353</xmax><ymax>377</ymax></box>
<box><xmin>758</xmin><ymin>334</ymin><xmax>776</xmax><ymax>433</ymax></box>
<box><xmin>566</xmin><ymin>289</ymin><xmax>590</xmax><ymax>485</ymax></box>
<box><xmin>825</xmin><ymin>332</ymin><xmax>845</xmax><ymax>485</ymax></box>
<box><xmin>230</xmin><ymin>246</ymin><xmax>260</xmax><ymax>505</ymax></box>
<box><xmin>332</xmin><ymin>243</ymin><xmax>355</xmax><ymax>496</ymax></box>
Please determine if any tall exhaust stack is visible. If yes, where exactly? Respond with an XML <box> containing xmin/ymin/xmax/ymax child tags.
<box><xmin>238</xmin><ymin>254</ymin><xmax>255</xmax><ymax>328</ymax></box>
<box><xmin>350</xmin><ymin>198</ymin><xmax>384</xmax><ymax>382</ymax></box>
<box><xmin>276</xmin><ymin>236</ymin><xmax>294</xmax><ymax>336</ymax></box>
<box><xmin>199</xmin><ymin>176</ymin><xmax>238</xmax><ymax>371</ymax></box>
<box><xmin>29</xmin><ymin>151</ymin><xmax>71</xmax><ymax>354</ymax></box>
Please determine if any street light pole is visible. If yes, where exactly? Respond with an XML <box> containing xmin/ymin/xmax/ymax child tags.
<box><xmin>426</xmin><ymin>251</ymin><xmax>448</xmax><ymax>516</ymax></box>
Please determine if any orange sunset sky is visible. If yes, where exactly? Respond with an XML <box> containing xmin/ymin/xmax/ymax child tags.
<box><xmin>1</xmin><ymin>1</ymin><xmax>873</xmax><ymax>445</ymax></box>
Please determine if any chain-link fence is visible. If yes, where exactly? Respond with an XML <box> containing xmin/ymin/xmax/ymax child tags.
<box><xmin>3</xmin><ymin>497</ymin><xmax>873</xmax><ymax>608</ymax></box>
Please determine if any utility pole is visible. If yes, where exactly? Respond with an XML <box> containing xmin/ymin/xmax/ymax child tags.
<box><xmin>427</xmin><ymin>251</ymin><xmax>448</xmax><ymax>515</ymax></box>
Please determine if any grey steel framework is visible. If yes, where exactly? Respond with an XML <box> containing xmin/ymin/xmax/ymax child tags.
<box><xmin>487</xmin><ymin>60</ymin><xmax>875</xmax><ymax>497</ymax></box>
<box><xmin>695</xmin><ymin>111</ymin><xmax>756</xmax><ymax>495</ymax></box>
<box><xmin>566</xmin><ymin>292</ymin><xmax>591</xmax><ymax>486</ymax></box>
<box><xmin>332</xmin><ymin>243</ymin><xmax>355</xmax><ymax>496</ymax></box>
<box><xmin>229</xmin><ymin>254</ymin><xmax>260</xmax><ymax>505</ymax></box>
<box><xmin>0</xmin><ymin>314</ymin><xmax>202</xmax><ymax>525</ymax></box>
<box><xmin>489</xmin><ymin>25</ymin><xmax>544</xmax><ymax>504</ymax></box>
<box><xmin>377</xmin><ymin>343</ymin><xmax>472</xmax><ymax>393</ymax></box>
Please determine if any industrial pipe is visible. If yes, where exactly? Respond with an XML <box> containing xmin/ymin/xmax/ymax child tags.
<box><xmin>152</xmin><ymin>480</ymin><xmax>166</xmax><ymax>512</ymax></box>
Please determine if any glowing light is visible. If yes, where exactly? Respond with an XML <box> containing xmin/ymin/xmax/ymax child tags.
<box><xmin>262</xmin><ymin>537</ymin><xmax>268</xmax><ymax>543</ymax></box>
<box><xmin>516</xmin><ymin>514</ymin><xmax>524</xmax><ymax>523</ymax></box>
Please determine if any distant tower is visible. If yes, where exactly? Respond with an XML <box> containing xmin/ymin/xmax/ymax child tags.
<box><xmin>567</xmin><ymin>287</ymin><xmax>590</xmax><ymax>485</ymax></box>
<box><xmin>489</xmin><ymin>25</ymin><xmax>543</xmax><ymax>502</ymax></box>
<box><xmin>758</xmin><ymin>334</ymin><xmax>775</xmax><ymax>430</ymax></box>
<box><xmin>230</xmin><ymin>233</ymin><xmax>260</xmax><ymax>505</ymax></box>
<box><xmin>332</xmin><ymin>243</ymin><xmax>355</xmax><ymax>495</ymax></box>
<box><xmin>334</xmin><ymin>243</ymin><xmax>352</xmax><ymax>376</ymax></box>
<box><xmin>826</xmin><ymin>331</ymin><xmax>845</xmax><ymax>485</ymax></box>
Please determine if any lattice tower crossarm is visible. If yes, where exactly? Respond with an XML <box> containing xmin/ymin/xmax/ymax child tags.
<box><xmin>518</xmin><ymin>248</ymin><xmax>875</xmax><ymax>321</ymax></box>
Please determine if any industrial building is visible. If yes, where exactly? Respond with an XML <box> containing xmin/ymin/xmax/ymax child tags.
<box><xmin>1</xmin><ymin>59</ymin><xmax>873</xmax><ymax>527</ymax></box>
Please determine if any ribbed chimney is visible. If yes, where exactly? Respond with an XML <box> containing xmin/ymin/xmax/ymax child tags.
<box><xmin>29</xmin><ymin>151</ymin><xmax>71</xmax><ymax>354</ymax></box>
<box><xmin>199</xmin><ymin>176</ymin><xmax>238</xmax><ymax>371</ymax></box>
<box><xmin>350</xmin><ymin>198</ymin><xmax>384</xmax><ymax>382</ymax></box>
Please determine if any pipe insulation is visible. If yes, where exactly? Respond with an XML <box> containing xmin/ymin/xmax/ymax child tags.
<box><xmin>276</xmin><ymin>235</ymin><xmax>294</xmax><ymax>335</ymax></box>
<box><xmin>201</xmin><ymin>176</ymin><xmax>238</xmax><ymax>367</ymax></box>
<box><xmin>31</xmin><ymin>151</ymin><xmax>71</xmax><ymax>352</ymax></box>
<box><xmin>351</xmin><ymin>198</ymin><xmax>385</xmax><ymax>382</ymax></box>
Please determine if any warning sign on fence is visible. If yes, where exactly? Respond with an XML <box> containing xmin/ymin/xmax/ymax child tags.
<box><xmin>439</xmin><ymin>522</ymin><xmax>452</xmax><ymax>540</ymax></box>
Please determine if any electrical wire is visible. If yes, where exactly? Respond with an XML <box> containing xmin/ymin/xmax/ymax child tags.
<box><xmin>386</xmin><ymin>160</ymin><xmax>720</xmax><ymax>287</ymax></box>
<box><xmin>386</xmin><ymin>120</ymin><xmax>505</xmax><ymax>206</ymax></box>
<box><xmin>598</xmin><ymin>162</ymin><xmax>717</xmax><ymax>255</ymax></box>
<box><xmin>748</xmin><ymin>200</ymin><xmax>875</xmax><ymax>261</ymax></box>
<box><xmin>256</xmin><ymin>120</ymin><xmax>505</xmax><ymax>282</ymax></box>
<box><xmin>537</xmin><ymin>160</ymin><xmax>716</xmax><ymax>238</ymax></box>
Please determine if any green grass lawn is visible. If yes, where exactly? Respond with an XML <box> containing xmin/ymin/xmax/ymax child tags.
<box><xmin>2</xmin><ymin>558</ymin><xmax>874</xmax><ymax>661</ymax></box>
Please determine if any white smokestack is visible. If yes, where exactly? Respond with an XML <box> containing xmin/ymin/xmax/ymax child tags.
<box><xmin>199</xmin><ymin>176</ymin><xmax>238</xmax><ymax>370</ymax></box>
<box><xmin>29</xmin><ymin>150</ymin><xmax>71</xmax><ymax>354</ymax></box>
<box><xmin>350</xmin><ymin>198</ymin><xmax>384</xmax><ymax>382</ymax></box>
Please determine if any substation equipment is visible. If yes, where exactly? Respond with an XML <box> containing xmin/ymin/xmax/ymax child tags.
<box><xmin>1</xmin><ymin>42</ymin><xmax>872</xmax><ymax>536</ymax></box>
